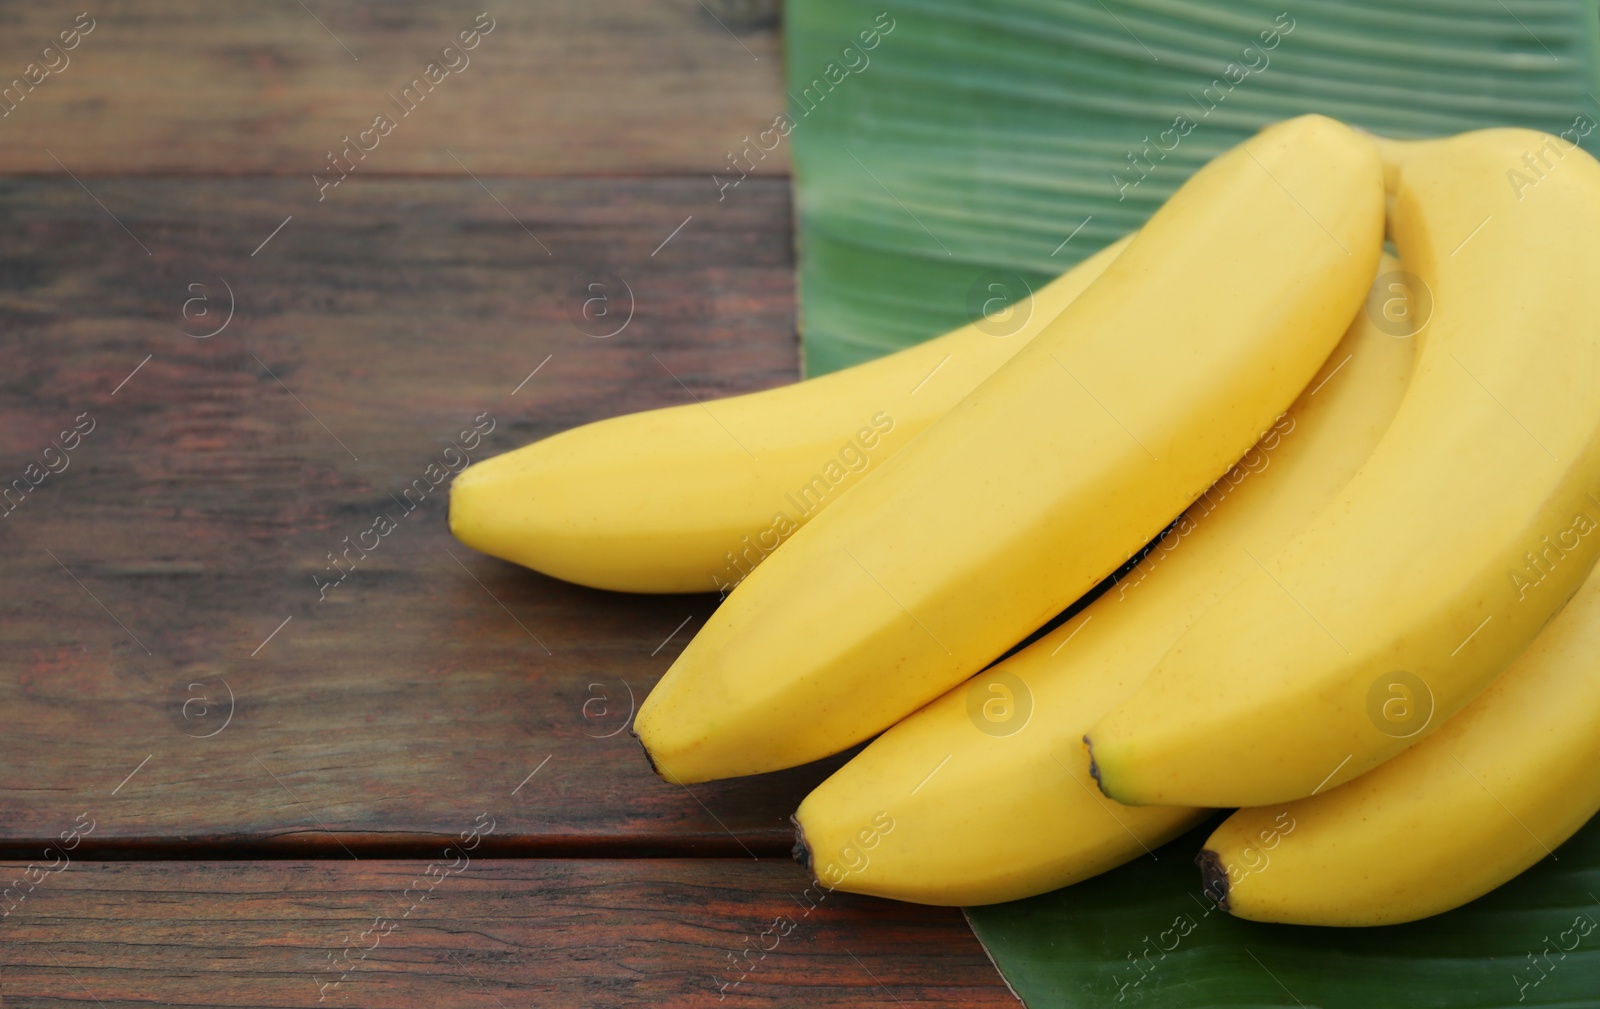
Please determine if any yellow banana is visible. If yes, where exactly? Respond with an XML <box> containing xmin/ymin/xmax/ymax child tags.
<box><xmin>447</xmin><ymin>237</ymin><xmax>1129</xmax><ymax>594</ymax></box>
<box><xmin>1202</xmin><ymin>559</ymin><xmax>1600</xmax><ymax>926</ymax></box>
<box><xmin>1087</xmin><ymin>128</ymin><xmax>1600</xmax><ymax>807</ymax></box>
<box><xmin>794</xmin><ymin>254</ymin><xmax>1416</xmax><ymax>906</ymax></box>
<box><xmin>637</xmin><ymin>115</ymin><xmax>1385</xmax><ymax>784</ymax></box>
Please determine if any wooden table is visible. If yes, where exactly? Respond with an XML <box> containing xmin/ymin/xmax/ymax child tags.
<box><xmin>0</xmin><ymin>3</ymin><xmax>1015</xmax><ymax>1005</ymax></box>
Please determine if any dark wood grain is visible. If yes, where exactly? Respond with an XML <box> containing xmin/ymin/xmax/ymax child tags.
<box><xmin>0</xmin><ymin>858</ymin><xmax>1015</xmax><ymax>1007</ymax></box>
<box><xmin>0</xmin><ymin>0</ymin><xmax>787</xmax><ymax>176</ymax></box>
<box><xmin>0</xmin><ymin>175</ymin><xmax>848</xmax><ymax>857</ymax></box>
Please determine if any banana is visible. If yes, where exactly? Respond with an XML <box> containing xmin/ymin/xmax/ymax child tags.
<box><xmin>1087</xmin><ymin>128</ymin><xmax>1600</xmax><ymax>807</ymax></box>
<box><xmin>1202</xmin><ymin>558</ymin><xmax>1600</xmax><ymax>926</ymax></box>
<box><xmin>447</xmin><ymin>237</ymin><xmax>1129</xmax><ymax>594</ymax></box>
<box><xmin>637</xmin><ymin>115</ymin><xmax>1385</xmax><ymax>784</ymax></box>
<box><xmin>793</xmin><ymin>254</ymin><xmax>1417</xmax><ymax>906</ymax></box>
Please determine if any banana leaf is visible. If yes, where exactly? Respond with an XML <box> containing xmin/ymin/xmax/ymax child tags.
<box><xmin>784</xmin><ymin>0</ymin><xmax>1600</xmax><ymax>1004</ymax></box>
<box><xmin>786</xmin><ymin>0</ymin><xmax>1600</xmax><ymax>374</ymax></box>
<box><xmin>965</xmin><ymin>816</ymin><xmax>1600</xmax><ymax>1008</ymax></box>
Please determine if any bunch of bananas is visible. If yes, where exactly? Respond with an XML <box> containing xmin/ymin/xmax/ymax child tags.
<box><xmin>450</xmin><ymin>116</ymin><xmax>1600</xmax><ymax>927</ymax></box>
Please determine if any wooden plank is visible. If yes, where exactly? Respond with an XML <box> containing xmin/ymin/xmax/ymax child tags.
<box><xmin>0</xmin><ymin>176</ymin><xmax>838</xmax><ymax>856</ymax></box>
<box><xmin>0</xmin><ymin>0</ymin><xmax>787</xmax><ymax>176</ymax></box>
<box><xmin>0</xmin><ymin>858</ymin><xmax>1015</xmax><ymax>1007</ymax></box>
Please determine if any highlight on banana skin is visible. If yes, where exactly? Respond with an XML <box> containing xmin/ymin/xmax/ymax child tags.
<box><xmin>449</xmin><ymin>115</ymin><xmax>1600</xmax><ymax>926</ymax></box>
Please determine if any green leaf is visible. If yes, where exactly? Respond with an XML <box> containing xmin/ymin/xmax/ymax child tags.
<box><xmin>786</xmin><ymin>0</ymin><xmax>1600</xmax><ymax>374</ymax></box>
<box><xmin>786</xmin><ymin>0</ymin><xmax>1600</xmax><ymax>1003</ymax></box>
<box><xmin>965</xmin><ymin>815</ymin><xmax>1600</xmax><ymax>1008</ymax></box>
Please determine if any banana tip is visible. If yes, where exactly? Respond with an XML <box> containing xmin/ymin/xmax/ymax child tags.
<box><xmin>631</xmin><ymin>726</ymin><xmax>671</xmax><ymax>783</ymax></box>
<box><xmin>445</xmin><ymin>464</ymin><xmax>488</xmax><ymax>538</ymax></box>
<box><xmin>790</xmin><ymin>814</ymin><xmax>812</xmax><ymax>871</ymax></box>
<box><xmin>1083</xmin><ymin>734</ymin><xmax>1111</xmax><ymax>798</ymax></box>
<box><xmin>445</xmin><ymin>474</ymin><xmax>467</xmax><ymax>535</ymax></box>
<box><xmin>1195</xmin><ymin>848</ymin><xmax>1231</xmax><ymax>911</ymax></box>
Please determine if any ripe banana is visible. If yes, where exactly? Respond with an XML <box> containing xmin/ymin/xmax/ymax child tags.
<box><xmin>447</xmin><ymin>237</ymin><xmax>1129</xmax><ymax>594</ymax></box>
<box><xmin>793</xmin><ymin>254</ymin><xmax>1416</xmax><ymax>905</ymax></box>
<box><xmin>1202</xmin><ymin>558</ymin><xmax>1600</xmax><ymax>926</ymax></box>
<box><xmin>1087</xmin><ymin>127</ymin><xmax>1600</xmax><ymax>807</ymax></box>
<box><xmin>637</xmin><ymin>115</ymin><xmax>1385</xmax><ymax>784</ymax></box>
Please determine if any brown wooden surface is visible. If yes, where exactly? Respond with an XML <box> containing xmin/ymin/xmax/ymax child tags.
<box><xmin>0</xmin><ymin>859</ymin><xmax>1014</xmax><ymax>1007</ymax></box>
<box><xmin>0</xmin><ymin>175</ymin><xmax>842</xmax><ymax>856</ymax></box>
<box><xmin>0</xmin><ymin>0</ymin><xmax>787</xmax><ymax>176</ymax></box>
